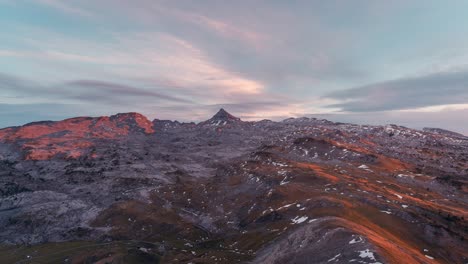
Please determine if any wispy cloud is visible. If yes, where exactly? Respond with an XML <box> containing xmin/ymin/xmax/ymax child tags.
<box><xmin>65</xmin><ymin>80</ymin><xmax>192</xmax><ymax>104</ymax></box>
<box><xmin>32</xmin><ymin>0</ymin><xmax>92</xmax><ymax>17</ymax></box>
<box><xmin>0</xmin><ymin>72</ymin><xmax>192</xmax><ymax>105</ymax></box>
<box><xmin>324</xmin><ymin>70</ymin><xmax>468</xmax><ymax>112</ymax></box>
<box><xmin>1</xmin><ymin>29</ymin><xmax>265</xmax><ymax>98</ymax></box>
<box><xmin>178</xmin><ymin>12</ymin><xmax>267</xmax><ymax>49</ymax></box>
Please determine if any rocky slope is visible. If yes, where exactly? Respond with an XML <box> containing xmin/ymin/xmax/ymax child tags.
<box><xmin>0</xmin><ymin>109</ymin><xmax>467</xmax><ymax>264</ymax></box>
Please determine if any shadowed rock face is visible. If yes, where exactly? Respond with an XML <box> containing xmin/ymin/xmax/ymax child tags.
<box><xmin>0</xmin><ymin>109</ymin><xmax>467</xmax><ymax>263</ymax></box>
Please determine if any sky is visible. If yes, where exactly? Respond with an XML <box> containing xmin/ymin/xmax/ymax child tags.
<box><xmin>1</xmin><ymin>0</ymin><xmax>468</xmax><ymax>134</ymax></box>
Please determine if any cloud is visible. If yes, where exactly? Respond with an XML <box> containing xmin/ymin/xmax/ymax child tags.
<box><xmin>65</xmin><ymin>80</ymin><xmax>193</xmax><ymax>104</ymax></box>
<box><xmin>48</xmin><ymin>1</ymin><xmax>361</xmax><ymax>92</ymax></box>
<box><xmin>175</xmin><ymin>12</ymin><xmax>267</xmax><ymax>49</ymax></box>
<box><xmin>0</xmin><ymin>28</ymin><xmax>265</xmax><ymax>98</ymax></box>
<box><xmin>324</xmin><ymin>70</ymin><xmax>468</xmax><ymax>112</ymax></box>
<box><xmin>0</xmin><ymin>72</ymin><xmax>192</xmax><ymax>106</ymax></box>
<box><xmin>118</xmin><ymin>33</ymin><xmax>265</xmax><ymax>97</ymax></box>
<box><xmin>32</xmin><ymin>0</ymin><xmax>92</xmax><ymax>17</ymax></box>
<box><xmin>0</xmin><ymin>72</ymin><xmax>46</xmax><ymax>98</ymax></box>
<box><xmin>0</xmin><ymin>49</ymin><xmax>106</xmax><ymax>64</ymax></box>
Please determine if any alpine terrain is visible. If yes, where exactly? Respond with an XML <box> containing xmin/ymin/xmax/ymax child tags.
<box><xmin>0</xmin><ymin>109</ymin><xmax>467</xmax><ymax>264</ymax></box>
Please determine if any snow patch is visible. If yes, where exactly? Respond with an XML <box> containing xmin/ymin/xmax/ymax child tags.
<box><xmin>327</xmin><ymin>253</ymin><xmax>341</xmax><ymax>262</ymax></box>
<box><xmin>272</xmin><ymin>162</ymin><xmax>288</xmax><ymax>167</ymax></box>
<box><xmin>358</xmin><ymin>249</ymin><xmax>376</xmax><ymax>261</ymax></box>
<box><xmin>358</xmin><ymin>164</ymin><xmax>373</xmax><ymax>172</ymax></box>
<box><xmin>291</xmin><ymin>216</ymin><xmax>308</xmax><ymax>224</ymax></box>
<box><xmin>349</xmin><ymin>236</ymin><xmax>363</xmax><ymax>244</ymax></box>
<box><xmin>280</xmin><ymin>176</ymin><xmax>289</xmax><ymax>185</ymax></box>
<box><xmin>277</xmin><ymin>203</ymin><xmax>295</xmax><ymax>210</ymax></box>
<box><xmin>397</xmin><ymin>173</ymin><xmax>414</xmax><ymax>179</ymax></box>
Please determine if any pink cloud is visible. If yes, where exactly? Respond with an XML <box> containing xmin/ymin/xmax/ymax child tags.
<box><xmin>184</xmin><ymin>13</ymin><xmax>267</xmax><ymax>49</ymax></box>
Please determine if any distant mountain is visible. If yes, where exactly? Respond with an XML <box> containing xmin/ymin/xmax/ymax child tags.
<box><xmin>0</xmin><ymin>109</ymin><xmax>467</xmax><ymax>263</ymax></box>
<box><xmin>199</xmin><ymin>108</ymin><xmax>242</xmax><ymax>126</ymax></box>
<box><xmin>423</xmin><ymin>127</ymin><xmax>467</xmax><ymax>139</ymax></box>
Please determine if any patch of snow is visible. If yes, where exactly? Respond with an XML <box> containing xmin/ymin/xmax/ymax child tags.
<box><xmin>262</xmin><ymin>208</ymin><xmax>273</xmax><ymax>215</ymax></box>
<box><xmin>247</xmin><ymin>203</ymin><xmax>256</xmax><ymax>214</ymax></box>
<box><xmin>272</xmin><ymin>162</ymin><xmax>288</xmax><ymax>167</ymax></box>
<box><xmin>327</xmin><ymin>253</ymin><xmax>341</xmax><ymax>262</ymax></box>
<box><xmin>280</xmin><ymin>176</ymin><xmax>289</xmax><ymax>185</ymax></box>
<box><xmin>397</xmin><ymin>173</ymin><xmax>414</xmax><ymax>179</ymax></box>
<box><xmin>394</xmin><ymin>193</ymin><xmax>403</xmax><ymax>199</ymax></box>
<box><xmin>291</xmin><ymin>216</ymin><xmax>308</xmax><ymax>224</ymax></box>
<box><xmin>358</xmin><ymin>249</ymin><xmax>376</xmax><ymax>261</ymax></box>
<box><xmin>277</xmin><ymin>203</ymin><xmax>295</xmax><ymax>210</ymax></box>
<box><xmin>425</xmin><ymin>255</ymin><xmax>434</xmax><ymax>260</ymax></box>
<box><xmin>349</xmin><ymin>236</ymin><xmax>363</xmax><ymax>244</ymax></box>
<box><xmin>401</xmin><ymin>204</ymin><xmax>408</xmax><ymax>208</ymax></box>
<box><xmin>358</xmin><ymin>164</ymin><xmax>373</xmax><ymax>172</ymax></box>
<box><xmin>380</xmin><ymin>210</ymin><xmax>392</xmax><ymax>215</ymax></box>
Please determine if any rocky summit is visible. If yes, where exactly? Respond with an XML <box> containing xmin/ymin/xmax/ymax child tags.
<box><xmin>0</xmin><ymin>109</ymin><xmax>467</xmax><ymax>263</ymax></box>
<box><xmin>199</xmin><ymin>108</ymin><xmax>242</xmax><ymax>127</ymax></box>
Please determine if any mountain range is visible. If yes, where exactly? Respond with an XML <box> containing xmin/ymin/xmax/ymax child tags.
<box><xmin>0</xmin><ymin>109</ymin><xmax>467</xmax><ymax>263</ymax></box>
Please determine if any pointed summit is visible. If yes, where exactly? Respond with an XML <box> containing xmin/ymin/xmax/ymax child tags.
<box><xmin>211</xmin><ymin>108</ymin><xmax>241</xmax><ymax>121</ymax></box>
<box><xmin>200</xmin><ymin>108</ymin><xmax>241</xmax><ymax>126</ymax></box>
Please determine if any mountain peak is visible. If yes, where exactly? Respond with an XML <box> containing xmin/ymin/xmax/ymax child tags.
<box><xmin>211</xmin><ymin>108</ymin><xmax>240</xmax><ymax>121</ymax></box>
<box><xmin>198</xmin><ymin>108</ymin><xmax>241</xmax><ymax>127</ymax></box>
